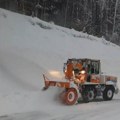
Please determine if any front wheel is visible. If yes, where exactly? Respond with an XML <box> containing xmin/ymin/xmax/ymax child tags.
<box><xmin>64</xmin><ymin>88</ymin><xmax>78</xmax><ymax>105</ymax></box>
<box><xmin>103</xmin><ymin>86</ymin><xmax>114</xmax><ymax>101</ymax></box>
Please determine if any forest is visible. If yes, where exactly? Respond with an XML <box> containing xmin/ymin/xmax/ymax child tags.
<box><xmin>0</xmin><ymin>0</ymin><xmax>120</xmax><ymax>45</ymax></box>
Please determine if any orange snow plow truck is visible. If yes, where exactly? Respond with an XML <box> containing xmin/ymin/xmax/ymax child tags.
<box><xmin>43</xmin><ymin>58</ymin><xmax>119</xmax><ymax>105</ymax></box>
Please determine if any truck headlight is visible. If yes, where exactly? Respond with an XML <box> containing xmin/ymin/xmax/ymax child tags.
<box><xmin>80</xmin><ymin>70</ymin><xmax>86</xmax><ymax>74</ymax></box>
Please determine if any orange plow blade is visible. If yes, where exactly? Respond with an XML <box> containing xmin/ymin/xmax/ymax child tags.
<box><xmin>43</xmin><ymin>74</ymin><xmax>70</xmax><ymax>90</ymax></box>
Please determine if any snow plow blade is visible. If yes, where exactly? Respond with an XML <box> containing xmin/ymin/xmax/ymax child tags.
<box><xmin>43</xmin><ymin>74</ymin><xmax>70</xmax><ymax>90</ymax></box>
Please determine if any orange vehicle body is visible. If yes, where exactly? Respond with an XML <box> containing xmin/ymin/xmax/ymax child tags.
<box><xmin>65</xmin><ymin>62</ymin><xmax>74</xmax><ymax>80</ymax></box>
<box><xmin>43</xmin><ymin>74</ymin><xmax>70</xmax><ymax>89</ymax></box>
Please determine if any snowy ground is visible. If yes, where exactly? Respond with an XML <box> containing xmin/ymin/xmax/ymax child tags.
<box><xmin>0</xmin><ymin>8</ymin><xmax>120</xmax><ymax>120</ymax></box>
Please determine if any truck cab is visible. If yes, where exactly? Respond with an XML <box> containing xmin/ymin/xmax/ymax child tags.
<box><xmin>63</xmin><ymin>58</ymin><xmax>101</xmax><ymax>83</ymax></box>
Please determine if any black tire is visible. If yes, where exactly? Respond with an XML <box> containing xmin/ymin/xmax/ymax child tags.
<box><xmin>82</xmin><ymin>94</ymin><xmax>89</xmax><ymax>103</ymax></box>
<box><xmin>82</xmin><ymin>86</ymin><xmax>97</xmax><ymax>103</ymax></box>
<box><xmin>82</xmin><ymin>91</ymin><xmax>89</xmax><ymax>103</ymax></box>
<box><xmin>94</xmin><ymin>89</ymin><xmax>97</xmax><ymax>99</ymax></box>
<box><xmin>103</xmin><ymin>86</ymin><xmax>114</xmax><ymax>101</ymax></box>
<box><xmin>82</xmin><ymin>89</ymin><xmax>95</xmax><ymax>103</ymax></box>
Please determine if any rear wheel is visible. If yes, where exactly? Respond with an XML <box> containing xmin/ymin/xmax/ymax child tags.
<box><xmin>103</xmin><ymin>86</ymin><xmax>114</xmax><ymax>101</ymax></box>
<box><xmin>64</xmin><ymin>88</ymin><xmax>78</xmax><ymax>105</ymax></box>
<box><xmin>82</xmin><ymin>88</ymin><xmax>95</xmax><ymax>103</ymax></box>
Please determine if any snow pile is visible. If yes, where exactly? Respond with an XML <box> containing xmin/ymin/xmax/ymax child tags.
<box><xmin>0</xmin><ymin>8</ymin><xmax>120</xmax><ymax>119</ymax></box>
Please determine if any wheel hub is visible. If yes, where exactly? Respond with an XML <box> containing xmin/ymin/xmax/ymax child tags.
<box><xmin>107</xmin><ymin>90</ymin><xmax>113</xmax><ymax>98</ymax></box>
<box><xmin>68</xmin><ymin>92</ymin><xmax>75</xmax><ymax>102</ymax></box>
<box><xmin>88</xmin><ymin>90</ymin><xmax>94</xmax><ymax>101</ymax></box>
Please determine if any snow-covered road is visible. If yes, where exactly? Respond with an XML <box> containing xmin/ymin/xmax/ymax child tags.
<box><xmin>0</xmin><ymin>94</ymin><xmax>120</xmax><ymax>120</ymax></box>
